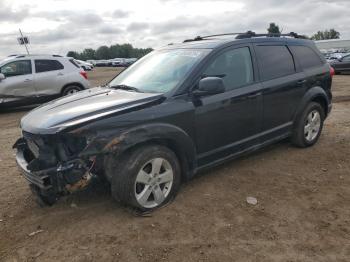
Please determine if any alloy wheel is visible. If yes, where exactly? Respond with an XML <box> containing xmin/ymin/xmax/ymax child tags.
<box><xmin>134</xmin><ymin>158</ymin><xmax>174</xmax><ymax>208</ymax></box>
<box><xmin>304</xmin><ymin>110</ymin><xmax>321</xmax><ymax>142</ymax></box>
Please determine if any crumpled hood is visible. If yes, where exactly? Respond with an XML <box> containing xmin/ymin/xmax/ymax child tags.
<box><xmin>20</xmin><ymin>87</ymin><xmax>163</xmax><ymax>134</ymax></box>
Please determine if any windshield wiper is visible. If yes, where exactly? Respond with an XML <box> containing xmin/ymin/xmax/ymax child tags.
<box><xmin>108</xmin><ymin>84</ymin><xmax>142</xmax><ymax>92</ymax></box>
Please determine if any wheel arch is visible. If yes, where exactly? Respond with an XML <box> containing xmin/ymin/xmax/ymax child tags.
<box><xmin>122</xmin><ymin>137</ymin><xmax>194</xmax><ymax>182</ymax></box>
<box><xmin>88</xmin><ymin>123</ymin><xmax>197</xmax><ymax>182</ymax></box>
<box><xmin>293</xmin><ymin>86</ymin><xmax>330</xmax><ymax>124</ymax></box>
<box><xmin>61</xmin><ymin>82</ymin><xmax>85</xmax><ymax>95</ymax></box>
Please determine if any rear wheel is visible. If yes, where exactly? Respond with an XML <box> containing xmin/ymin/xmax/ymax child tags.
<box><xmin>62</xmin><ymin>85</ymin><xmax>82</xmax><ymax>96</ymax></box>
<box><xmin>108</xmin><ymin>145</ymin><xmax>181</xmax><ymax>212</ymax></box>
<box><xmin>291</xmin><ymin>102</ymin><xmax>325</xmax><ymax>147</ymax></box>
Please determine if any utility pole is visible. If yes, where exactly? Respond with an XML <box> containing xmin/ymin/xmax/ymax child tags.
<box><xmin>18</xmin><ymin>29</ymin><xmax>29</xmax><ymax>55</ymax></box>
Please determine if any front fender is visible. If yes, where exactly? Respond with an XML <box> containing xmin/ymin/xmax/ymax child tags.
<box><xmin>80</xmin><ymin>123</ymin><xmax>197</xmax><ymax>178</ymax></box>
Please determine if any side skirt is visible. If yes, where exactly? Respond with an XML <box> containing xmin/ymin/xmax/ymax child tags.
<box><xmin>195</xmin><ymin>132</ymin><xmax>291</xmax><ymax>173</ymax></box>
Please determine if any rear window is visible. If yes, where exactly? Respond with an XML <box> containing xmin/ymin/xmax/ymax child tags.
<box><xmin>69</xmin><ymin>59</ymin><xmax>80</xmax><ymax>68</ymax></box>
<box><xmin>255</xmin><ymin>45</ymin><xmax>295</xmax><ymax>81</ymax></box>
<box><xmin>290</xmin><ymin>45</ymin><xmax>323</xmax><ymax>69</ymax></box>
<box><xmin>35</xmin><ymin>59</ymin><xmax>64</xmax><ymax>73</ymax></box>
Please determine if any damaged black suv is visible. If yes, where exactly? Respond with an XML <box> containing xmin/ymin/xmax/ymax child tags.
<box><xmin>14</xmin><ymin>32</ymin><xmax>333</xmax><ymax>211</ymax></box>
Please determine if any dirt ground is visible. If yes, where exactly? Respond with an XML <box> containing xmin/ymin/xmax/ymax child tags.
<box><xmin>0</xmin><ymin>68</ymin><xmax>349</xmax><ymax>262</ymax></box>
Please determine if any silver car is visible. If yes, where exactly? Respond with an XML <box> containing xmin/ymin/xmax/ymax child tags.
<box><xmin>0</xmin><ymin>54</ymin><xmax>90</xmax><ymax>107</ymax></box>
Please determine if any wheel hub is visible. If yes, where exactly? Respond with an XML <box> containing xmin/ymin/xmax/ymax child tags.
<box><xmin>304</xmin><ymin>110</ymin><xmax>321</xmax><ymax>142</ymax></box>
<box><xmin>134</xmin><ymin>158</ymin><xmax>174</xmax><ymax>208</ymax></box>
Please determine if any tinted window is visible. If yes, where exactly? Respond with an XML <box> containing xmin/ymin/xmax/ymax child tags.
<box><xmin>0</xmin><ymin>60</ymin><xmax>32</xmax><ymax>77</ymax></box>
<box><xmin>204</xmin><ymin>47</ymin><xmax>254</xmax><ymax>90</ymax></box>
<box><xmin>290</xmin><ymin>45</ymin><xmax>323</xmax><ymax>69</ymax></box>
<box><xmin>35</xmin><ymin>59</ymin><xmax>64</xmax><ymax>73</ymax></box>
<box><xmin>255</xmin><ymin>45</ymin><xmax>295</xmax><ymax>81</ymax></box>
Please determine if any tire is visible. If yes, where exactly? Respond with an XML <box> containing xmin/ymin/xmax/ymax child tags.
<box><xmin>62</xmin><ymin>85</ymin><xmax>82</xmax><ymax>96</ymax></box>
<box><xmin>29</xmin><ymin>184</ymin><xmax>58</xmax><ymax>207</ymax></box>
<box><xmin>108</xmin><ymin>145</ymin><xmax>181</xmax><ymax>212</ymax></box>
<box><xmin>291</xmin><ymin>102</ymin><xmax>325</xmax><ymax>148</ymax></box>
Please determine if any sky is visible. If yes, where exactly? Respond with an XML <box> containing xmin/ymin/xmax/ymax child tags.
<box><xmin>0</xmin><ymin>0</ymin><xmax>350</xmax><ymax>58</ymax></box>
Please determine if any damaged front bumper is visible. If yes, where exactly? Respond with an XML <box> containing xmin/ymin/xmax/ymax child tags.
<box><xmin>14</xmin><ymin>135</ymin><xmax>94</xmax><ymax>200</ymax></box>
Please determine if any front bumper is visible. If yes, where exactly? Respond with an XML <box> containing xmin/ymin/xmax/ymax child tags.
<box><xmin>15</xmin><ymin>142</ymin><xmax>89</xmax><ymax>196</ymax></box>
<box><xmin>16</xmin><ymin>149</ymin><xmax>53</xmax><ymax>190</ymax></box>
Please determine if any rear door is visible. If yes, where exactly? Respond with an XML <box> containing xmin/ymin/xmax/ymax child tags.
<box><xmin>194</xmin><ymin>45</ymin><xmax>263</xmax><ymax>166</ymax></box>
<box><xmin>0</xmin><ymin>59</ymin><xmax>35</xmax><ymax>103</ymax></box>
<box><xmin>34</xmin><ymin>59</ymin><xmax>64</xmax><ymax>96</ymax></box>
<box><xmin>254</xmin><ymin>43</ymin><xmax>306</xmax><ymax>141</ymax></box>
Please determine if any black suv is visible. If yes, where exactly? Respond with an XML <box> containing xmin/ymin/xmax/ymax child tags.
<box><xmin>14</xmin><ymin>32</ymin><xmax>333</xmax><ymax>211</ymax></box>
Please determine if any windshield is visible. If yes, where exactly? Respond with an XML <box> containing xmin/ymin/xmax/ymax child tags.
<box><xmin>109</xmin><ymin>49</ymin><xmax>210</xmax><ymax>93</ymax></box>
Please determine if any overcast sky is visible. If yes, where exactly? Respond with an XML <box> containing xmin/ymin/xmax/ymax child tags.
<box><xmin>1</xmin><ymin>0</ymin><xmax>349</xmax><ymax>58</ymax></box>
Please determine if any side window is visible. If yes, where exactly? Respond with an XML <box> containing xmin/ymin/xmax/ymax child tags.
<box><xmin>255</xmin><ymin>45</ymin><xmax>295</xmax><ymax>81</ymax></box>
<box><xmin>35</xmin><ymin>60</ymin><xmax>64</xmax><ymax>73</ymax></box>
<box><xmin>290</xmin><ymin>45</ymin><xmax>324</xmax><ymax>69</ymax></box>
<box><xmin>0</xmin><ymin>60</ymin><xmax>32</xmax><ymax>77</ymax></box>
<box><xmin>203</xmin><ymin>47</ymin><xmax>254</xmax><ymax>91</ymax></box>
<box><xmin>342</xmin><ymin>55</ymin><xmax>350</xmax><ymax>62</ymax></box>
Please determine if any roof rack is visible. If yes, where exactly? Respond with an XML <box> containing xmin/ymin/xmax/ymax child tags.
<box><xmin>7</xmin><ymin>54</ymin><xmax>63</xmax><ymax>58</ymax></box>
<box><xmin>183</xmin><ymin>31</ymin><xmax>307</xmax><ymax>43</ymax></box>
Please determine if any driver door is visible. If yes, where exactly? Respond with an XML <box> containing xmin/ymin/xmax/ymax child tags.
<box><xmin>0</xmin><ymin>59</ymin><xmax>35</xmax><ymax>103</ymax></box>
<box><xmin>194</xmin><ymin>45</ymin><xmax>263</xmax><ymax>167</ymax></box>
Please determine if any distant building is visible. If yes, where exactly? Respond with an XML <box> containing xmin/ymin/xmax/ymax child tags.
<box><xmin>315</xmin><ymin>39</ymin><xmax>350</xmax><ymax>52</ymax></box>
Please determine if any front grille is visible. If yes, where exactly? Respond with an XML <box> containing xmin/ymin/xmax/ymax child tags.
<box><xmin>22</xmin><ymin>131</ymin><xmax>45</xmax><ymax>158</ymax></box>
<box><xmin>22</xmin><ymin>131</ymin><xmax>58</xmax><ymax>170</ymax></box>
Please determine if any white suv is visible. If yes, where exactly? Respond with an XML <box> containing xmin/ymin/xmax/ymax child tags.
<box><xmin>0</xmin><ymin>54</ymin><xmax>90</xmax><ymax>107</ymax></box>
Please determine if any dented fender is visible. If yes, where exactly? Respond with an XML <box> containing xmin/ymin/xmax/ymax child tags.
<box><xmin>79</xmin><ymin>123</ymin><xmax>197</xmax><ymax>178</ymax></box>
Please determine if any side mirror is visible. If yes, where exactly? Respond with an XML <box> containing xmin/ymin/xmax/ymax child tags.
<box><xmin>193</xmin><ymin>77</ymin><xmax>225</xmax><ymax>97</ymax></box>
<box><xmin>0</xmin><ymin>73</ymin><xmax>5</xmax><ymax>81</ymax></box>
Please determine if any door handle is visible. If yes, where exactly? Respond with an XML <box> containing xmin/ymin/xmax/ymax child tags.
<box><xmin>297</xmin><ymin>80</ymin><xmax>307</xmax><ymax>85</ymax></box>
<box><xmin>247</xmin><ymin>92</ymin><xmax>261</xmax><ymax>99</ymax></box>
<box><xmin>24</xmin><ymin>79</ymin><xmax>32</xmax><ymax>82</ymax></box>
<box><xmin>57</xmin><ymin>72</ymin><xmax>64</xmax><ymax>76</ymax></box>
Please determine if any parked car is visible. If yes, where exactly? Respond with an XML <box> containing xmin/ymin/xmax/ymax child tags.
<box><xmin>0</xmin><ymin>55</ymin><xmax>90</xmax><ymax>107</ymax></box>
<box><xmin>75</xmin><ymin>59</ymin><xmax>93</xmax><ymax>71</ymax></box>
<box><xmin>13</xmin><ymin>32</ymin><xmax>333</xmax><ymax>212</ymax></box>
<box><xmin>110</xmin><ymin>60</ymin><xmax>123</xmax><ymax>67</ymax></box>
<box><xmin>330</xmin><ymin>54</ymin><xmax>350</xmax><ymax>74</ymax></box>
<box><xmin>94</xmin><ymin>60</ymin><xmax>109</xmax><ymax>67</ymax></box>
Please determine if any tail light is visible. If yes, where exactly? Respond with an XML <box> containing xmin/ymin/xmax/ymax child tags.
<box><xmin>80</xmin><ymin>71</ymin><xmax>88</xmax><ymax>80</ymax></box>
<box><xmin>330</xmin><ymin>66</ymin><xmax>335</xmax><ymax>78</ymax></box>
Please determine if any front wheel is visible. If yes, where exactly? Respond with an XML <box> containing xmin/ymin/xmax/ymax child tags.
<box><xmin>108</xmin><ymin>145</ymin><xmax>181</xmax><ymax>212</ymax></box>
<box><xmin>29</xmin><ymin>184</ymin><xmax>58</xmax><ymax>207</ymax></box>
<box><xmin>291</xmin><ymin>102</ymin><xmax>325</xmax><ymax>147</ymax></box>
<box><xmin>62</xmin><ymin>85</ymin><xmax>82</xmax><ymax>96</ymax></box>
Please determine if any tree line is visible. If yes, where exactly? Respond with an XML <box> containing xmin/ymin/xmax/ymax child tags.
<box><xmin>67</xmin><ymin>24</ymin><xmax>341</xmax><ymax>61</ymax></box>
<box><xmin>267</xmin><ymin>23</ymin><xmax>340</xmax><ymax>40</ymax></box>
<box><xmin>67</xmin><ymin>44</ymin><xmax>153</xmax><ymax>60</ymax></box>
